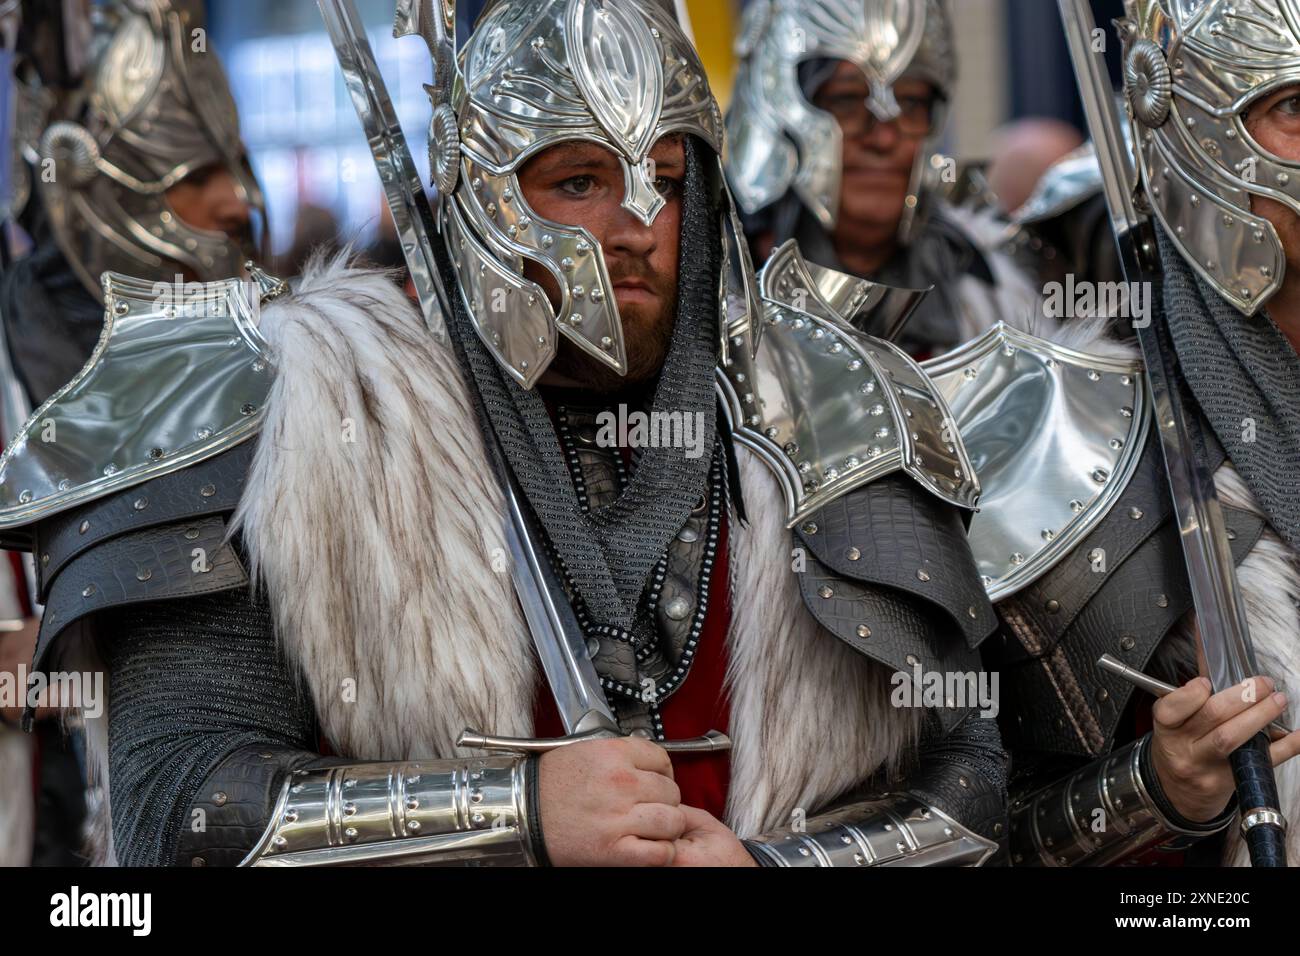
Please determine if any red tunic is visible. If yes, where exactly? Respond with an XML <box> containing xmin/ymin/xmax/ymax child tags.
<box><xmin>532</xmin><ymin>517</ymin><xmax>733</xmax><ymax>819</ymax></box>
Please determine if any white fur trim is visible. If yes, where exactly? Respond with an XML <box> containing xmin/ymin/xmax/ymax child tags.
<box><xmin>1189</xmin><ymin>465</ymin><xmax>1300</xmax><ymax>866</ymax></box>
<box><xmin>232</xmin><ymin>253</ymin><xmax>921</xmax><ymax>834</ymax></box>
<box><xmin>723</xmin><ymin>447</ymin><xmax>922</xmax><ymax>837</ymax></box>
<box><xmin>232</xmin><ymin>254</ymin><xmax>535</xmax><ymax>761</ymax></box>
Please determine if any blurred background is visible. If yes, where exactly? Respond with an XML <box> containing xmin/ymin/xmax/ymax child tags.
<box><xmin>131</xmin><ymin>0</ymin><xmax>1125</xmax><ymax>271</ymax></box>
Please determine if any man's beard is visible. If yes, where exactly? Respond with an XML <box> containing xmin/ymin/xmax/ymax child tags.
<box><xmin>547</xmin><ymin>268</ymin><xmax>679</xmax><ymax>395</ymax></box>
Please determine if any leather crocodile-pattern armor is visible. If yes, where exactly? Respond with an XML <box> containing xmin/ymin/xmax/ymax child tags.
<box><xmin>175</xmin><ymin>745</ymin><xmax>332</xmax><ymax>868</ymax></box>
<box><xmin>992</xmin><ymin>431</ymin><xmax>1262</xmax><ymax>757</ymax></box>
<box><xmin>795</xmin><ymin>473</ymin><xmax>999</xmax><ymax>733</ymax></box>
<box><xmin>547</xmin><ymin>405</ymin><xmax>722</xmax><ymax>739</ymax></box>
<box><xmin>29</xmin><ymin>439</ymin><xmax>254</xmax><ymax>598</ymax></box>
<box><xmin>24</xmin><ymin>441</ymin><xmax>256</xmax><ymax>682</ymax></box>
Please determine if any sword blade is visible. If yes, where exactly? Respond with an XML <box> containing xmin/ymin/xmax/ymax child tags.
<box><xmin>317</xmin><ymin>0</ymin><xmax>451</xmax><ymax>337</ymax></box>
<box><xmin>1060</xmin><ymin>0</ymin><xmax>1286</xmax><ymax>866</ymax></box>
<box><xmin>1058</xmin><ymin>0</ymin><xmax>1260</xmax><ymax>695</ymax></box>
<box><xmin>319</xmin><ymin>0</ymin><xmax>618</xmax><ymax>736</ymax></box>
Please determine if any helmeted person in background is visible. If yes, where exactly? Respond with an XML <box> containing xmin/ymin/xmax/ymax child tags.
<box><xmin>725</xmin><ymin>0</ymin><xmax>1039</xmax><ymax>359</ymax></box>
<box><xmin>0</xmin><ymin>0</ymin><xmax>1012</xmax><ymax>867</ymax></box>
<box><xmin>0</xmin><ymin>0</ymin><xmax>263</xmax><ymax>865</ymax></box>
<box><xmin>986</xmin><ymin>0</ymin><xmax>1300</xmax><ymax>866</ymax></box>
<box><xmin>0</xmin><ymin>0</ymin><xmax>263</xmax><ymax>407</ymax></box>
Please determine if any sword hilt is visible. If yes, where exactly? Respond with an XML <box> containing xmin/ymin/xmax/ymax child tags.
<box><xmin>1232</xmin><ymin>733</ymin><xmax>1288</xmax><ymax>867</ymax></box>
<box><xmin>457</xmin><ymin>727</ymin><xmax>731</xmax><ymax>755</ymax></box>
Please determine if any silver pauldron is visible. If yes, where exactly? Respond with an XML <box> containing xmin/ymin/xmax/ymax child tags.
<box><xmin>921</xmin><ymin>322</ymin><xmax>1149</xmax><ymax>600</ymax></box>
<box><xmin>1008</xmin><ymin>736</ymin><xmax>1233</xmax><ymax>867</ymax></box>
<box><xmin>240</xmin><ymin>757</ymin><xmax>536</xmax><ymax>867</ymax></box>
<box><xmin>744</xmin><ymin>795</ymin><xmax>998</xmax><ymax>867</ymax></box>
<box><xmin>720</xmin><ymin>239</ymin><xmax>980</xmax><ymax>527</ymax></box>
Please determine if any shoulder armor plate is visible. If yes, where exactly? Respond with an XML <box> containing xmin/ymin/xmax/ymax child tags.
<box><xmin>720</xmin><ymin>241</ymin><xmax>979</xmax><ymax>526</ymax></box>
<box><xmin>922</xmin><ymin>323</ymin><xmax>1149</xmax><ymax>600</ymax></box>
<box><xmin>0</xmin><ymin>268</ymin><xmax>279</xmax><ymax>529</ymax></box>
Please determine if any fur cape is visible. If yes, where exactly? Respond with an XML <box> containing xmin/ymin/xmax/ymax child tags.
<box><xmin>61</xmin><ymin>253</ymin><xmax>1300</xmax><ymax>866</ymax></box>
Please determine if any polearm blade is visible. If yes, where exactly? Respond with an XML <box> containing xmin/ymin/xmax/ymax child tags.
<box><xmin>317</xmin><ymin>0</ymin><xmax>618</xmax><ymax>737</ymax></box>
<box><xmin>317</xmin><ymin>0</ymin><xmax>451</xmax><ymax>339</ymax></box>
<box><xmin>1058</xmin><ymin>0</ymin><xmax>1286</xmax><ymax>866</ymax></box>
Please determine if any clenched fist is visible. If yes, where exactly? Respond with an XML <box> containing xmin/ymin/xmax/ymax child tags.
<box><xmin>538</xmin><ymin>736</ymin><xmax>685</xmax><ymax>866</ymax></box>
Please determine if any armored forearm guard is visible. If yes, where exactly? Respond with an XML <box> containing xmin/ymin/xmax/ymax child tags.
<box><xmin>1008</xmin><ymin>734</ymin><xmax>1235</xmax><ymax>867</ymax></box>
<box><xmin>743</xmin><ymin>794</ymin><xmax>1000</xmax><ymax>867</ymax></box>
<box><xmin>240</xmin><ymin>756</ymin><xmax>539</xmax><ymax>867</ymax></box>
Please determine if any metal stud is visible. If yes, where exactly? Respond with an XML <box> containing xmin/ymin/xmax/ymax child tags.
<box><xmin>846</xmin><ymin>547</ymin><xmax>861</xmax><ymax>561</ymax></box>
<box><xmin>856</xmin><ymin>624</ymin><xmax>871</xmax><ymax>638</ymax></box>
<box><xmin>818</xmin><ymin>586</ymin><xmax>834</xmax><ymax>599</ymax></box>
<box><xmin>664</xmin><ymin>597</ymin><xmax>691</xmax><ymax>621</ymax></box>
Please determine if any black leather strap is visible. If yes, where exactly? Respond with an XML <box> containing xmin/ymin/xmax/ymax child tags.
<box><xmin>525</xmin><ymin>754</ymin><xmax>550</xmax><ymax>867</ymax></box>
<box><xmin>31</xmin><ymin>440</ymin><xmax>255</xmax><ymax>601</ymax></box>
<box><xmin>31</xmin><ymin>515</ymin><xmax>250</xmax><ymax>674</ymax></box>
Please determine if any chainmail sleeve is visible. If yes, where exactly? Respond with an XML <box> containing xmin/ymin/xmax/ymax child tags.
<box><xmin>101</xmin><ymin>589</ymin><xmax>320</xmax><ymax>867</ymax></box>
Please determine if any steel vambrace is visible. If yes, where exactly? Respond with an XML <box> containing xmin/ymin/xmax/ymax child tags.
<box><xmin>1008</xmin><ymin>734</ymin><xmax>1235</xmax><ymax>866</ymax></box>
<box><xmin>742</xmin><ymin>795</ymin><xmax>1000</xmax><ymax>867</ymax></box>
<box><xmin>240</xmin><ymin>756</ymin><xmax>539</xmax><ymax>867</ymax></box>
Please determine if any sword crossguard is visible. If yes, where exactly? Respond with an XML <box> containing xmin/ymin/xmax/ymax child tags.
<box><xmin>457</xmin><ymin>727</ymin><xmax>731</xmax><ymax>755</ymax></box>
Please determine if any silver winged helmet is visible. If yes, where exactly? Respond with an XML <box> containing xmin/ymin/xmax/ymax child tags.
<box><xmin>725</xmin><ymin>0</ymin><xmax>955</xmax><ymax>237</ymax></box>
<box><xmin>437</xmin><ymin>0</ymin><xmax>728</xmax><ymax>388</ymax></box>
<box><xmin>34</xmin><ymin>0</ymin><xmax>265</xmax><ymax>296</ymax></box>
<box><xmin>1119</xmin><ymin>0</ymin><xmax>1300</xmax><ymax>314</ymax></box>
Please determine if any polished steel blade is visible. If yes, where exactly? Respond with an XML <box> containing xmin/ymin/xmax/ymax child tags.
<box><xmin>1058</xmin><ymin>0</ymin><xmax>1261</xmax><ymax>695</ymax></box>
